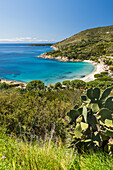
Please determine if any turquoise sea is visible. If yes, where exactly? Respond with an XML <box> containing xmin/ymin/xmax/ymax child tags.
<box><xmin>0</xmin><ymin>44</ymin><xmax>94</xmax><ymax>85</ymax></box>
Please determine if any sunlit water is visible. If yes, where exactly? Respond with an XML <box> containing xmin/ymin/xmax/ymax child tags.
<box><xmin>0</xmin><ymin>44</ymin><xmax>94</xmax><ymax>85</ymax></box>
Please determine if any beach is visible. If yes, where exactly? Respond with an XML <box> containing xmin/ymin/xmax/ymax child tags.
<box><xmin>0</xmin><ymin>61</ymin><xmax>104</xmax><ymax>85</ymax></box>
<box><xmin>0</xmin><ymin>44</ymin><xmax>104</xmax><ymax>85</ymax></box>
<box><xmin>0</xmin><ymin>79</ymin><xmax>27</xmax><ymax>87</ymax></box>
<box><xmin>38</xmin><ymin>51</ymin><xmax>105</xmax><ymax>83</ymax></box>
<box><xmin>80</xmin><ymin>60</ymin><xmax>105</xmax><ymax>82</ymax></box>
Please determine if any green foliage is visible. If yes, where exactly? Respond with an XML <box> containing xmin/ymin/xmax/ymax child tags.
<box><xmin>26</xmin><ymin>80</ymin><xmax>45</xmax><ymax>90</ymax></box>
<box><xmin>46</xmin><ymin>25</ymin><xmax>113</xmax><ymax>60</ymax></box>
<box><xmin>101</xmin><ymin>71</ymin><xmax>108</xmax><ymax>76</ymax></box>
<box><xmin>62</xmin><ymin>80</ymin><xmax>71</xmax><ymax>86</ymax></box>
<box><xmin>54</xmin><ymin>82</ymin><xmax>62</xmax><ymax>89</ymax></box>
<box><xmin>1</xmin><ymin>131</ymin><xmax>113</xmax><ymax>170</ymax></box>
<box><xmin>96</xmin><ymin>76</ymin><xmax>112</xmax><ymax>81</ymax></box>
<box><xmin>70</xmin><ymin>80</ymin><xmax>86</xmax><ymax>89</ymax></box>
<box><xmin>68</xmin><ymin>87</ymin><xmax>113</xmax><ymax>154</ymax></box>
<box><xmin>109</xmin><ymin>67</ymin><xmax>113</xmax><ymax>71</ymax></box>
<box><xmin>94</xmin><ymin>73</ymin><xmax>103</xmax><ymax>78</ymax></box>
<box><xmin>87</xmin><ymin>79</ymin><xmax>113</xmax><ymax>89</ymax></box>
<box><xmin>0</xmin><ymin>82</ymin><xmax>9</xmax><ymax>89</ymax></box>
<box><xmin>0</xmin><ymin>88</ymin><xmax>80</xmax><ymax>140</ymax></box>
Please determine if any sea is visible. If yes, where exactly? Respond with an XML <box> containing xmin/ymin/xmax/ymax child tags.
<box><xmin>0</xmin><ymin>44</ymin><xmax>95</xmax><ymax>85</ymax></box>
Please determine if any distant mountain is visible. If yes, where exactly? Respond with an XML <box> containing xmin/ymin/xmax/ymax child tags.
<box><xmin>46</xmin><ymin>25</ymin><xmax>113</xmax><ymax>61</ymax></box>
<box><xmin>28</xmin><ymin>43</ymin><xmax>53</xmax><ymax>46</ymax></box>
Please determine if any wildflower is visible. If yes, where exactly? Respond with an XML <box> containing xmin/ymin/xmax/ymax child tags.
<box><xmin>2</xmin><ymin>155</ymin><xmax>6</xmax><ymax>159</ymax></box>
<box><xmin>3</xmin><ymin>132</ymin><xmax>5</xmax><ymax>135</ymax></box>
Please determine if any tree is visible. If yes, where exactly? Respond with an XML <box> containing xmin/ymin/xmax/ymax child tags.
<box><xmin>62</xmin><ymin>80</ymin><xmax>70</xmax><ymax>86</ymax></box>
<box><xmin>54</xmin><ymin>82</ymin><xmax>62</xmax><ymax>89</ymax></box>
<box><xmin>26</xmin><ymin>80</ymin><xmax>45</xmax><ymax>90</ymax></box>
<box><xmin>70</xmin><ymin>80</ymin><xmax>86</xmax><ymax>89</ymax></box>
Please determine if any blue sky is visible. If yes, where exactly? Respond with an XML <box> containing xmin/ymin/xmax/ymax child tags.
<box><xmin>0</xmin><ymin>0</ymin><xmax>113</xmax><ymax>43</ymax></box>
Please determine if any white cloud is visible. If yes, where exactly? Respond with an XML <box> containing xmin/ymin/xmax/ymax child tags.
<box><xmin>0</xmin><ymin>37</ymin><xmax>53</xmax><ymax>42</ymax></box>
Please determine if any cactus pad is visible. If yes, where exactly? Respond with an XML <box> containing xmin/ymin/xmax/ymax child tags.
<box><xmin>100</xmin><ymin>88</ymin><xmax>112</xmax><ymax>100</ymax></box>
<box><xmin>93</xmin><ymin>87</ymin><xmax>100</xmax><ymax>99</ymax></box>
<box><xmin>105</xmin><ymin>97</ymin><xmax>113</xmax><ymax>111</ymax></box>
<box><xmin>99</xmin><ymin>108</ymin><xmax>112</xmax><ymax>121</ymax></box>
<box><xmin>91</xmin><ymin>103</ymin><xmax>99</xmax><ymax>112</ymax></box>
<box><xmin>82</xmin><ymin>106</ymin><xmax>87</xmax><ymax>123</ymax></box>
<box><xmin>67</xmin><ymin>109</ymin><xmax>80</xmax><ymax>122</ymax></box>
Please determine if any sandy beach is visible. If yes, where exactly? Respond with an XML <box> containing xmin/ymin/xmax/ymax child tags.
<box><xmin>0</xmin><ymin>79</ymin><xmax>27</xmax><ymax>86</ymax></box>
<box><xmin>80</xmin><ymin>60</ymin><xmax>105</xmax><ymax>82</ymax></box>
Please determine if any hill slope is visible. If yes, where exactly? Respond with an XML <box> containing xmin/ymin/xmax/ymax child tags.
<box><xmin>46</xmin><ymin>25</ymin><xmax>113</xmax><ymax>61</ymax></box>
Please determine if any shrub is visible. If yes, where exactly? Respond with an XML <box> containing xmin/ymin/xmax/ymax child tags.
<box><xmin>70</xmin><ymin>80</ymin><xmax>86</xmax><ymax>89</ymax></box>
<box><xmin>54</xmin><ymin>82</ymin><xmax>62</xmax><ymax>89</ymax></box>
<box><xmin>0</xmin><ymin>89</ymin><xmax>80</xmax><ymax>140</ymax></box>
<box><xmin>0</xmin><ymin>82</ymin><xmax>9</xmax><ymax>89</ymax></box>
<box><xmin>94</xmin><ymin>73</ymin><xmax>104</xmax><ymax>78</ymax></box>
<box><xmin>26</xmin><ymin>80</ymin><xmax>45</xmax><ymax>90</ymax></box>
<box><xmin>96</xmin><ymin>76</ymin><xmax>112</xmax><ymax>81</ymax></box>
<box><xmin>101</xmin><ymin>71</ymin><xmax>108</xmax><ymax>76</ymax></box>
<box><xmin>62</xmin><ymin>80</ymin><xmax>71</xmax><ymax>86</ymax></box>
<box><xmin>109</xmin><ymin>67</ymin><xmax>113</xmax><ymax>71</ymax></box>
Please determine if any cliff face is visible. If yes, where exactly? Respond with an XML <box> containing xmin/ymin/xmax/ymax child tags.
<box><xmin>46</xmin><ymin>25</ymin><xmax>113</xmax><ymax>61</ymax></box>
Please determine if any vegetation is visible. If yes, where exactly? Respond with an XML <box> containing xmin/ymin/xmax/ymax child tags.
<box><xmin>45</xmin><ymin>25</ymin><xmax>113</xmax><ymax>61</ymax></box>
<box><xmin>71</xmin><ymin>80</ymin><xmax>86</xmax><ymax>89</ymax></box>
<box><xmin>28</xmin><ymin>43</ymin><xmax>53</xmax><ymax>46</ymax></box>
<box><xmin>26</xmin><ymin>80</ymin><xmax>45</xmax><ymax>90</ymax></box>
<box><xmin>1</xmin><ymin>79</ymin><xmax>113</xmax><ymax>169</ymax></box>
<box><xmin>62</xmin><ymin>80</ymin><xmax>71</xmax><ymax>86</ymax></box>
<box><xmin>109</xmin><ymin>67</ymin><xmax>113</xmax><ymax>71</ymax></box>
<box><xmin>68</xmin><ymin>87</ymin><xmax>113</xmax><ymax>154</ymax></box>
<box><xmin>2</xmin><ymin>25</ymin><xmax>113</xmax><ymax>169</ymax></box>
<box><xmin>94</xmin><ymin>72</ymin><xmax>109</xmax><ymax>78</ymax></box>
<box><xmin>0</xmin><ymin>85</ymin><xmax>81</xmax><ymax>140</ymax></box>
<box><xmin>54</xmin><ymin>81</ymin><xmax>62</xmax><ymax>89</ymax></box>
<box><xmin>1</xmin><ymin>130</ymin><xmax>113</xmax><ymax>170</ymax></box>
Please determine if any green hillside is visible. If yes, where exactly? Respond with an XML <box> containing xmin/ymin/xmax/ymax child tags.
<box><xmin>46</xmin><ymin>25</ymin><xmax>113</xmax><ymax>61</ymax></box>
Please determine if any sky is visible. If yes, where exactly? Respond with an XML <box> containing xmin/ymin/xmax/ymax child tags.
<box><xmin>0</xmin><ymin>0</ymin><xmax>113</xmax><ymax>43</ymax></box>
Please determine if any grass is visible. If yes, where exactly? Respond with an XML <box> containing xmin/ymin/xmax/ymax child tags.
<box><xmin>0</xmin><ymin>130</ymin><xmax>113</xmax><ymax>170</ymax></box>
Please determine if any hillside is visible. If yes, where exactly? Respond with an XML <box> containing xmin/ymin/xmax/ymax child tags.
<box><xmin>46</xmin><ymin>25</ymin><xmax>113</xmax><ymax>61</ymax></box>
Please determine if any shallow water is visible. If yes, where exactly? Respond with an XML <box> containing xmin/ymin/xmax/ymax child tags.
<box><xmin>0</xmin><ymin>44</ymin><xmax>95</xmax><ymax>85</ymax></box>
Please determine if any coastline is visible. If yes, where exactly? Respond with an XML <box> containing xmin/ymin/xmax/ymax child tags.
<box><xmin>37</xmin><ymin>47</ymin><xmax>105</xmax><ymax>82</ymax></box>
<box><xmin>51</xmin><ymin>45</ymin><xmax>58</xmax><ymax>51</ymax></box>
<box><xmin>0</xmin><ymin>44</ymin><xmax>104</xmax><ymax>84</ymax></box>
<box><xmin>0</xmin><ymin>79</ymin><xmax>27</xmax><ymax>87</ymax></box>
<box><xmin>80</xmin><ymin>60</ymin><xmax>105</xmax><ymax>82</ymax></box>
<box><xmin>50</xmin><ymin>45</ymin><xmax>105</xmax><ymax>82</ymax></box>
<box><xmin>39</xmin><ymin>45</ymin><xmax>83</xmax><ymax>62</ymax></box>
<box><xmin>37</xmin><ymin>54</ymin><xmax>83</xmax><ymax>62</ymax></box>
<box><xmin>0</xmin><ymin>60</ymin><xmax>104</xmax><ymax>85</ymax></box>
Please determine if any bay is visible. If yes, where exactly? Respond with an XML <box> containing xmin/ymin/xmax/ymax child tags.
<box><xmin>0</xmin><ymin>44</ymin><xmax>95</xmax><ymax>85</ymax></box>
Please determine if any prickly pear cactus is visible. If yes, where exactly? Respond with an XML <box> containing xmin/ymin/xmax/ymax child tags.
<box><xmin>67</xmin><ymin>87</ymin><xmax>113</xmax><ymax>154</ymax></box>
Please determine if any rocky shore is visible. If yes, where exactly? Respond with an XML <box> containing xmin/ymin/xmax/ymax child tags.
<box><xmin>37</xmin><ymin>53</ymin><xmax>82</xmax><ymax>62</ymax></box>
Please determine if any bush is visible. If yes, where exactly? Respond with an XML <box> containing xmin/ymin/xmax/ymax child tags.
<box><xmin>94</xmin><ymin>74</ymin><xmax>103</xmax><ymax>78</ymax></box>
<box><xmin>87</xmin><ymin>79</ymin><xmax>113</xmax><ymax>89</ymax></box>
<box><xmin>0</xmin><ymin>88</ymin><xmax>81</xmax><ymax>140</ymax></box>
<box><xmin>101</xmin><ymin>71</ymin><xmax>108</xmax><ymax>76</ymax></box>
<box><xmin>26</xmin><ymin>80</ymin><xmax>45</xmax><ymax>90</ymax></box>
<box><xmin>0</xmin><ymin>82</ymin><xmax>9</xmax><ymax>89</ymax></box>
<box><xmin>96</xmin><ymin>76</ymin><xmax>112</xmax><ymax>81</ymax></box>
<box><xmin>62</xmin><ymin>80</ymin><xmax>70</xmax><ymax>86</ymax></box>
<box><xmin>109</xmin><ymin>67</ymin><xmax>113</xmax><ymax>71</ymax></box>
<box><xmin>70</xmin><ymin>80</ymin><xmax>86</xmax><ymax>89</ymax></box>
<box><xmin>54</xmin><ymin>82</ymin><xmax>62</xmax><ymax>89</ymax></box>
